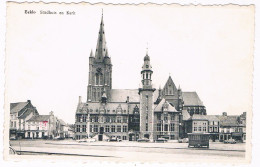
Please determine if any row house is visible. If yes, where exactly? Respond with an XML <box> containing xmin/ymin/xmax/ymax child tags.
<box><xmin>25</xmin><ymin>111</ymin><xmax>57</xmax><ymax>139</ymax></box>
<box><xmin>10</xmin><ymin>100</ymin><xmax>39</xmax><ymax>139</ymax></box>
<box><xmin>217</xmin><ymin>112</ymin><xmax>246</xmax><ymax>142</ymax></box>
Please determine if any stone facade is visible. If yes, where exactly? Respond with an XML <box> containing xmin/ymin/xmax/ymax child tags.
<box><xmin>74</xmin><ymin>14</ymin><xmax>206</xmax><ymax>141</ymax></box>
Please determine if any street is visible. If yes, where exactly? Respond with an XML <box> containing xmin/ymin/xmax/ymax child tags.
<box><xmin>9</xmin><ymin>139</ymin><xmax>246</xmax><ymax>162</ymax></box>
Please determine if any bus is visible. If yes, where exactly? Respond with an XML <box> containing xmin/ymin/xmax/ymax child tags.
<box><xmin>188</xmin><ymin>133</ymin><xmax>210</xmax><ymax>148</ymax></box>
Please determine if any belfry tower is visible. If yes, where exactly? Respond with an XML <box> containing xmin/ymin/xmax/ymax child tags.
<box><xmin>87</xmin><ymin>13</ymin><xmax>112</xmax><ymax>102</ymax></box>
<box><xmin>139</xmin><ymin>51</ymin><xmax>156</xmax><ymax>140</ymax></box>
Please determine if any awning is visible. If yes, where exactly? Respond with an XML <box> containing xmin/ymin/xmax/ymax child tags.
<box><xmin>232</xmin><ymin>132</ymin><xmax>243</xmax><ymax>137</ymax></box>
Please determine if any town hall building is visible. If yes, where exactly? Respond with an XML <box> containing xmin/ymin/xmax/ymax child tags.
<box><xmin>74</xmin><ymin>14</ymin><xmax>206</xmax><ymax>141</ymax></box>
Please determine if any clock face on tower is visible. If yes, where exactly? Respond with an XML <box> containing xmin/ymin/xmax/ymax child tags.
<box><xmin>146</xmin><ymin>65</ymin><xmax>149</xmax><ymax>68</ymax></box>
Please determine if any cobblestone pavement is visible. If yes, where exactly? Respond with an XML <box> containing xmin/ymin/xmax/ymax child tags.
<box><xmin>9</xmin><ymin>139</ymin><xmax>247</xmax><ymax>162</ymax></box>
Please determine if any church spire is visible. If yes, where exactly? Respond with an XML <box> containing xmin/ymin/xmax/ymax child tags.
<box><xmin>95</xmin><ymin>11</ymin><xmax>108</xmax><ymax>62</ymax></box>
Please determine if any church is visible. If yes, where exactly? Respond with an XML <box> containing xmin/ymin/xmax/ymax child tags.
<box><xmin>74</xmin><ymin>14</ymin><xmax>206</xmax><ymax>141</ymax></box>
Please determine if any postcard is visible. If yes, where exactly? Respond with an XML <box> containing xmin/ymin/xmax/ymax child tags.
<box><xmin>4</xmin><ymin>1</ymin><xmax>254</xmax><ymax>165</ymax></box>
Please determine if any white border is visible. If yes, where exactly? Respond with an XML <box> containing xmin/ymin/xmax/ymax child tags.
<box><xmin>0</xmin><ymin>0</ymin><xmax>259</xmax><ymax>167</ymax></box>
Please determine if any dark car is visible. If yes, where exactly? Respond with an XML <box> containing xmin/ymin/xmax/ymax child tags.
<box><xmin>137</xmin><ymin>138</ymin><xmax>150</xmax><ymax>142</ymax></box>
<box><xmin>155</xmin><ymin>138</ymin><xmax>168</xmax><ymax>143</ymax></box>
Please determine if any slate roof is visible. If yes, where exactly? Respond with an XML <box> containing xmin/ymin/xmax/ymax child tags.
<box><xmin>182</xmin><ymin>110</ymin><xmax>191</xmax><ymax>121</ymax></box>
<box><xmin>10</xmin><ymin>102</ymin><xmax>28</xmax><ymax>114</ymax></box>
<box><xmin>109</xmin><ymin>89</ymin><xmax>139</xmax><ymax>102</ymax></box>
<box><xmin>188</xmin><ymin>114</ymin><xmax>208</xmax><ymax>121</ymax></box>
<box><xmin>27</xmin><ymin>115</ymin><xmax>51</xmax><ymax>122</ymax></box>
<box><xmin>109</xmin><ymin>89</ymin><xmax>159</xmax><ymax>103</ymax></box>
<box><xmin>216</xmin><ymin>115</ymin><xmax>240</xmax><ymax>127</ymax></box>
<box><xmin>182</xmin><ymin>92</ymin><xmax>204</xmax><ymax>106</ymax></box>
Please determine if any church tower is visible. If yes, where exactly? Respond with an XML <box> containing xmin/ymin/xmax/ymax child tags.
<box><xmin>139</xmin><ymin>51</ymin><xmax>156</xmax><ymax>140</ymax></box>
<box><xmin>87</xmin><ymin>13</ymin><xmax>112</xmax><ymax>102</ymax></box>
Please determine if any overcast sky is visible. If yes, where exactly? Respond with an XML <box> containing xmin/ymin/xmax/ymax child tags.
<box><xmin>5</xmin><ymin>3</ymin><xmax>254</xmax><ymax>124</ymax></box>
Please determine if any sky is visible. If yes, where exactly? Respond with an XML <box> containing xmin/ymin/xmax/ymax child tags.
<box><xmin>5</xmin><ymin>3</ymin><xmax>254</xmax><ymax>124</ymax></box>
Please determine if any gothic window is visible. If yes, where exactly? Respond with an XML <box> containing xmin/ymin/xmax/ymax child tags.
<box><xmin>96</xmin><ymin>74</ymin><xmax>99</xmax><ymax>85</ymax></box>
<box><xmin>100</xmin><ymin>74</ymin><xmax>103</xmax><ymax>85</ymax></box>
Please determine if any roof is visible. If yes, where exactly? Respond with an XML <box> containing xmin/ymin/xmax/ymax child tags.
<box><xmin>110</xmin><ymin>89</ymin><xmax>139</xmax><ymax>102</ymax></box>
<box><xmin>182</xmin><ymin>110</ymin><xmax>191</xmax><ymax>121</ymax></box>
<box><xmin>154</xmin><ymin>98</ymin><xmax>178</xmax><ymax>112</ymax></box>
<box><xmin>109</xmin><ymin>89</ymin><xmax>159</xmax><ymax>103</ymax></box>
<box><xmin>59</xmin><ymin>119</ymin><xmax>66</xmax><ymax>126</ymax></box>
<box><xmin>188</xmin><ymin>114</ymin><xmax>208</xmax><ymax>121</ymax></box>
<box><xmin>10</xmin><ymin>102</ymin><xmax>28</xmax><ymax>114</ymax></box>
<box><xmin>27</xmin><ymin>115</ymin><xmax>51</xmax><ymax>122</ymax></box>
<box><xmin>205</xmin><ymin>115</ymin><xmax>220</xmax><ymax>122</ymax></box>
<box><xmin>182</xmin><ymin>92</ymin><xmax>204</xmax><ymax>106</ymax></box>
<box><xmin>94</xmin><ymin>14</ymin><xmax>108</xmax><ymax>61</ymax></box>
<box><xmin>216</xmin><ymin>115</ymin><xmax>240</xmax><ymax>127</ymax></box>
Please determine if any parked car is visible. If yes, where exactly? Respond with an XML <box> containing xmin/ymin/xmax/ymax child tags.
<box><xmin>178</xmin><ymin>138</ymin><xmax>189</xmax><ymax>143</ymax></box>
<box><xmin>224</xmin><ymin>139</ymin><xmax>236</xmax><ymax>144</ymax></box>
<box><xmin>10</xmin><ymin>136</ymin><xmax>16</xmax><ymax>140</ymax></box>
<box><xmin>54</xmin><ymin>136</ymin><xmax>64</xmax><ymax>140</ymax></box>
<box><xmin>155</xmin><ymin>138</ymin><xmax>168</xmax><ymax>143</ymax></box>
<box><xmin>108</xmin><ymin>136</ymin><xmax>122</xmax><ymax>142</ymax></box>
<box><xmin>137</xmin><ymin>138</ymin><xmax>150</xmax><ymax>142</ymax></box>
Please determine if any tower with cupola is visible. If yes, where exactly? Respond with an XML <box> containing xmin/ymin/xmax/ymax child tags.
<box><xmin>138</xmin><ymin>51</ymin><xmax>156</xmax><ymax>140</ymax></box>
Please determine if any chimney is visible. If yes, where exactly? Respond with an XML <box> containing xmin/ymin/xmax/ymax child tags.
<box><xmin>222</xmin><ymin>112</ymin><xmax>227</xmax><ymax>116</ymax></box>
<box><xmin>78</xmin><ymin>96</ymin><xmax>82</xmax><ymax>104</ymax></box>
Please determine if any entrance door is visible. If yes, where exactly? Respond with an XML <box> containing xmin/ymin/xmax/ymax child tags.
<box><xmin>144</xmin><ymin>134</ymin><xmax>149</xmax><ymax>139</ymax></box>
<box><xmin>100</xmin><ymin>127</ymin><xmax>104</xmax><ymax>134</ymax></box>
<box><xmin>98</xmin><ymin>134</ymin><xmax>103</xmax><ymax>141</ymax></box>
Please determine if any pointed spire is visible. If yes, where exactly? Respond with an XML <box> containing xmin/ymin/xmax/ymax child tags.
<box><xmin>95</xmin><ymin>10</ymin><xmax>107</xmax><ymax>62</ymax></box>
<box><xmin>90</xmin><ymin>49</ymin><xmax>94</xmax><ymax>57</ymax></box>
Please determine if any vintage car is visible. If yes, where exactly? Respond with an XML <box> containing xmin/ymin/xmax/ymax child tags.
<box><xmin>178</xmin><ymin>138</ymin><xmax>189</xmax><ymax>143</ymax></box>
<box><xmin>224</xmin><ymin>139</ymin><xmax>237</xmax><ymax>144</ymax></box>
<box><xmin>137</xmin><ymin>138</ymin><xmax>150</xmax><ymax>142</ymax></box>
<box><xmin>108</xmin><ymin>136</ymin><xmax>122</xmax><ymax>142</ymax></box>
<box><xmin>155</xmin><ymin>138</ymin><xmax>168</xmax><ymax>143</ymax></box>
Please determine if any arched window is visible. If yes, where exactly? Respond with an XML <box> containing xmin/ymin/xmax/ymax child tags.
<box><xmin>95</xmin><ymin>74</ymin><xmax>99</xmax><ymax>85</ymax></box>
<box><xmin>146</xmin><ymin>73</ymin><xmax>148</xmax><ymax>79</ymax></box>
<box><xmin>100</xmin><ymin>74</ymin><xmax>103</xmax><ymax>85</ymax></box>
